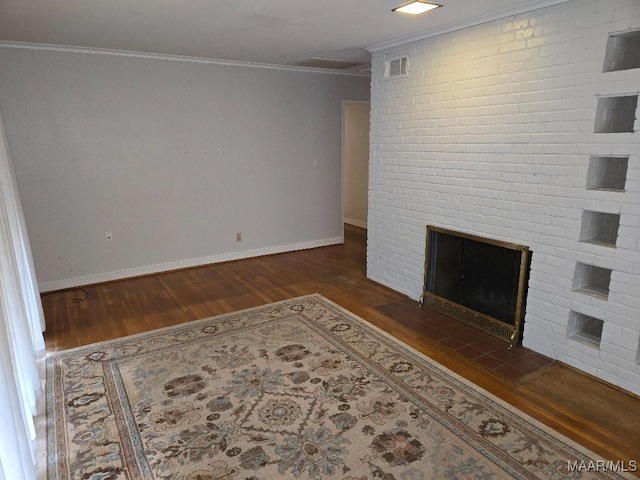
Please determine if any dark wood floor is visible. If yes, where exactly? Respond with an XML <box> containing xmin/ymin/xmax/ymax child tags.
<box><xmin>42</xmin><ymin>224</ymin><xmax>640</xmax><ymax>470</ymax></box>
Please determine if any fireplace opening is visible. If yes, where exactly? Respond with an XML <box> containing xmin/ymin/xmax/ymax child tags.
<box><xmin>420</xmin><ymin>226</ymin><xmax>531</xmax><ymax>347</ymax></box>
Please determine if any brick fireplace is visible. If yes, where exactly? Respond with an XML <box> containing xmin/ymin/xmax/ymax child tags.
<box><xmin>421</xmin><ymin>225</ymin><xmax>530</xmax><ymax>348</ymax></box>
<box><xmin>366</xmin><ymin>0</ymin><xmax>640</xmax><ymax>395</ymax></box>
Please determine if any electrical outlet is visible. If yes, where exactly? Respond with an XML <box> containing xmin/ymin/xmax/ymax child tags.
<box><xmin>313</xmin><ymin>159</ymin><xmax>319</xmax><ymax>169</ymax></box>
<box><xmin>236</xmin><ymin>232</ymin><xmax>242</xmax><ymax>242</ymax></box>
<box><xmin>105</xmin><ymin>231</ymin><xmax>114</xmax><ymax>242</ymax></box>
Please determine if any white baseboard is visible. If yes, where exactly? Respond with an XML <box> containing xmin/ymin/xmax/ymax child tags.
<box><xmin>344</xmin><ymin>218</ymin><xmax>367</xmax><ymax>229</ymax></box>
<box><xmin>38</xmin><ymin>236</ymin><xmax>344</xmax><ymax>292</ymax></box>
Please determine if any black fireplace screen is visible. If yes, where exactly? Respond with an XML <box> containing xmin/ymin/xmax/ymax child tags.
<box><xmin>421</xmin><ymin>226</ymin><xmax>531</xmax><ymax>347</ymax></box>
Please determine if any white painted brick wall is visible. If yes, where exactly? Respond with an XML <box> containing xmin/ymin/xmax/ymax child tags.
<box><xmin>368</xmin><ymin>0</ymin><xmax>640</xmax><ymax>395</ymax></box>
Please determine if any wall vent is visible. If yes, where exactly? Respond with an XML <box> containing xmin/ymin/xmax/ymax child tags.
<box><xmin>385</xmin><ymin>55</ymin><xmax>409</xmax><ymax>78</ymax></box>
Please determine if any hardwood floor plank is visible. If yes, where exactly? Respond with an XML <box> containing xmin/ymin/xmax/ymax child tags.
<box><xmin>41</xmin><ymin>224</ymin><xmax>640</xmax><ymax>470</ymax></box>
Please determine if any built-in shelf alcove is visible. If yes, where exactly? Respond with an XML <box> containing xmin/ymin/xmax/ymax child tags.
<box><xmin>586</xmin><ymin>156</ymin><xmax>629</xmax><ymax>191</ymax></box>
<box><xmin>579</xmin><ymin>210</ymin><xmax>620</xmax><ymax>248</ymax></box>
<box><xmin>568</xmin><ymin>311</ymin><xmax>604</xmax><ymax>347</ymax></box>
<box><xmin>572</xmin><ymin>262</ymin><xmax>611</xmax><ymax>300</ymax></box>
<box><xmin>603</xmin><ymin>30</ymin><xmax>640</xmax><ymax>72</ymax></box>
<box><xmin>594</xmin><ymin>95</ymin><xmax>637</xmax><ymax>133</ymax></box>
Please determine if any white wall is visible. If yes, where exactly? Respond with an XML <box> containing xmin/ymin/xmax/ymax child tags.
<box><xmin>0</xmin><ymin>47</ymin><xmax>370</xmax><ymax>290</ymax></box>
<box><xmin>368</xmin><ymin>0</ymin><xmax>640</xmax><ymax>395</ymax></box>
<box><xmin>343</xmin><ymin>102</ymin><xmax>370</xmax><ymax>229</ymax></box>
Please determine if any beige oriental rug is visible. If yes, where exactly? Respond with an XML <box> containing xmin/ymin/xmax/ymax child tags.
<box><xmin>46</xmin><ymin>295</ymin><xmax>634</xmax><ymax>479</ymax></box>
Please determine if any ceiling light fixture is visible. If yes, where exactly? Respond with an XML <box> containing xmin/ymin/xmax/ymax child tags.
<box><xmin>392</xmin><ymin>1</ymin><xmax>442</xmax><ymax>14</ymax></box>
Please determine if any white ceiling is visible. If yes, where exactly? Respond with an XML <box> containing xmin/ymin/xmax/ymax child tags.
<box><xmin>0</xmin><ymin>0</ymin><xmax>568</xmax><ymax>73</ymax></box>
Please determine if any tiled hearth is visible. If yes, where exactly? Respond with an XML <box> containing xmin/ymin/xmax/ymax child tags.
<box><xmin>377</xmin><ymin>299</ymin><xmax>554</xmax><ymax>382</ymax></box>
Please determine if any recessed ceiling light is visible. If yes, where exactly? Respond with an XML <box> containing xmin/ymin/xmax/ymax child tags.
<box><xmin>392</xmin><ymin>1</ymin><xmax>442</xmax><ymax>15</ymax></box>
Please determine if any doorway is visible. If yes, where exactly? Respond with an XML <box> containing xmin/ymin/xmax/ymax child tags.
<box><xmin>342</xmin><ymin>101</ymin><xmax>370</xmax><ymax>229</ymax></box>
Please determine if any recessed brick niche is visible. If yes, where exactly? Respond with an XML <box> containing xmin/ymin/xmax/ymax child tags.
<box><xmin>603</xmin><ymin>30</ymin><xmax>640</xmax><ymax>72</ymax></box>
<box><xmin>586</xmin><ymin>156</ymin><xmax>628</xmax><ymax>192</ymax></box>
<box><xmin>572</xmin><ymin>262</ymin><xmax>611</xmax><ymax>300</ymax></box>
<box><xmin>594</xmin><ymin>95</ymin><xmax>637</xmax><ymax>133</ymax></box>
<box><xmin>568</xmin><ymin>311</ymin><xmax>604</xmax><ymax>347</ymax></box>
<box><xmin>578</xmin><ymin>210</ymin><xmax>620</xmax><ymax>248</ymax></box>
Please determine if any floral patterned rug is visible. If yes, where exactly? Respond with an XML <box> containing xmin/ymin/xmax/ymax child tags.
<box><xmin>46</xmin><ymin>294</ymin><xmax>631</xmax><ymax>479</ymax></box>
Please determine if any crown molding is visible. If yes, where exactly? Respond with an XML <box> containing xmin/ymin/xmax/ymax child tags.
<box><xmin>368</xmin><ymin>0</ymin><xmax>572</xmax><ymax>54</ymax></box>
<box><xmin>0</xmin><ymin>41</ymin><xmax>370</xmax><ymax>77</ymax></box>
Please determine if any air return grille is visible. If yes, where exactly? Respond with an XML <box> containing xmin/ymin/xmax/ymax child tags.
<box><xmin>291</xmin><ymin>58</ymin><xmax>363</xmax><ymax>70</ymax></box>
<box><xmin>386</xmin><ymin>56</ymin><xmax>408</xmax><ymax>78</ymax></box>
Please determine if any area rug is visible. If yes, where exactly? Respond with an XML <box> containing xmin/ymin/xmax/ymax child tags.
<box><xmin>46</xmin><ymin>294</ymin><xmax>634</xmax><ymax>479</ymax></box>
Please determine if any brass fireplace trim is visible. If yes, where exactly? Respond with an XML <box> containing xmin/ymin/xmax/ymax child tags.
<box><xmin>420</xmin><ymin>225</ymin><xmax>530</xmax><ymax>349</ymax></box>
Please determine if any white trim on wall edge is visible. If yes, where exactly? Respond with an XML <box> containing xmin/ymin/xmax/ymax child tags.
<box><xmin>38</xmin><ymin>236</ymin><xmax>344</xmax><ymax>293</ymax></box>
<box><xmin>344</xmin><ymin>218</ymin><xmax>367</xmax><ymax>229</ymax></box>
<box><xmin>0</xmin><ymin>42</ymin><xmax>369</xmax><ymax>77</ymax></box>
